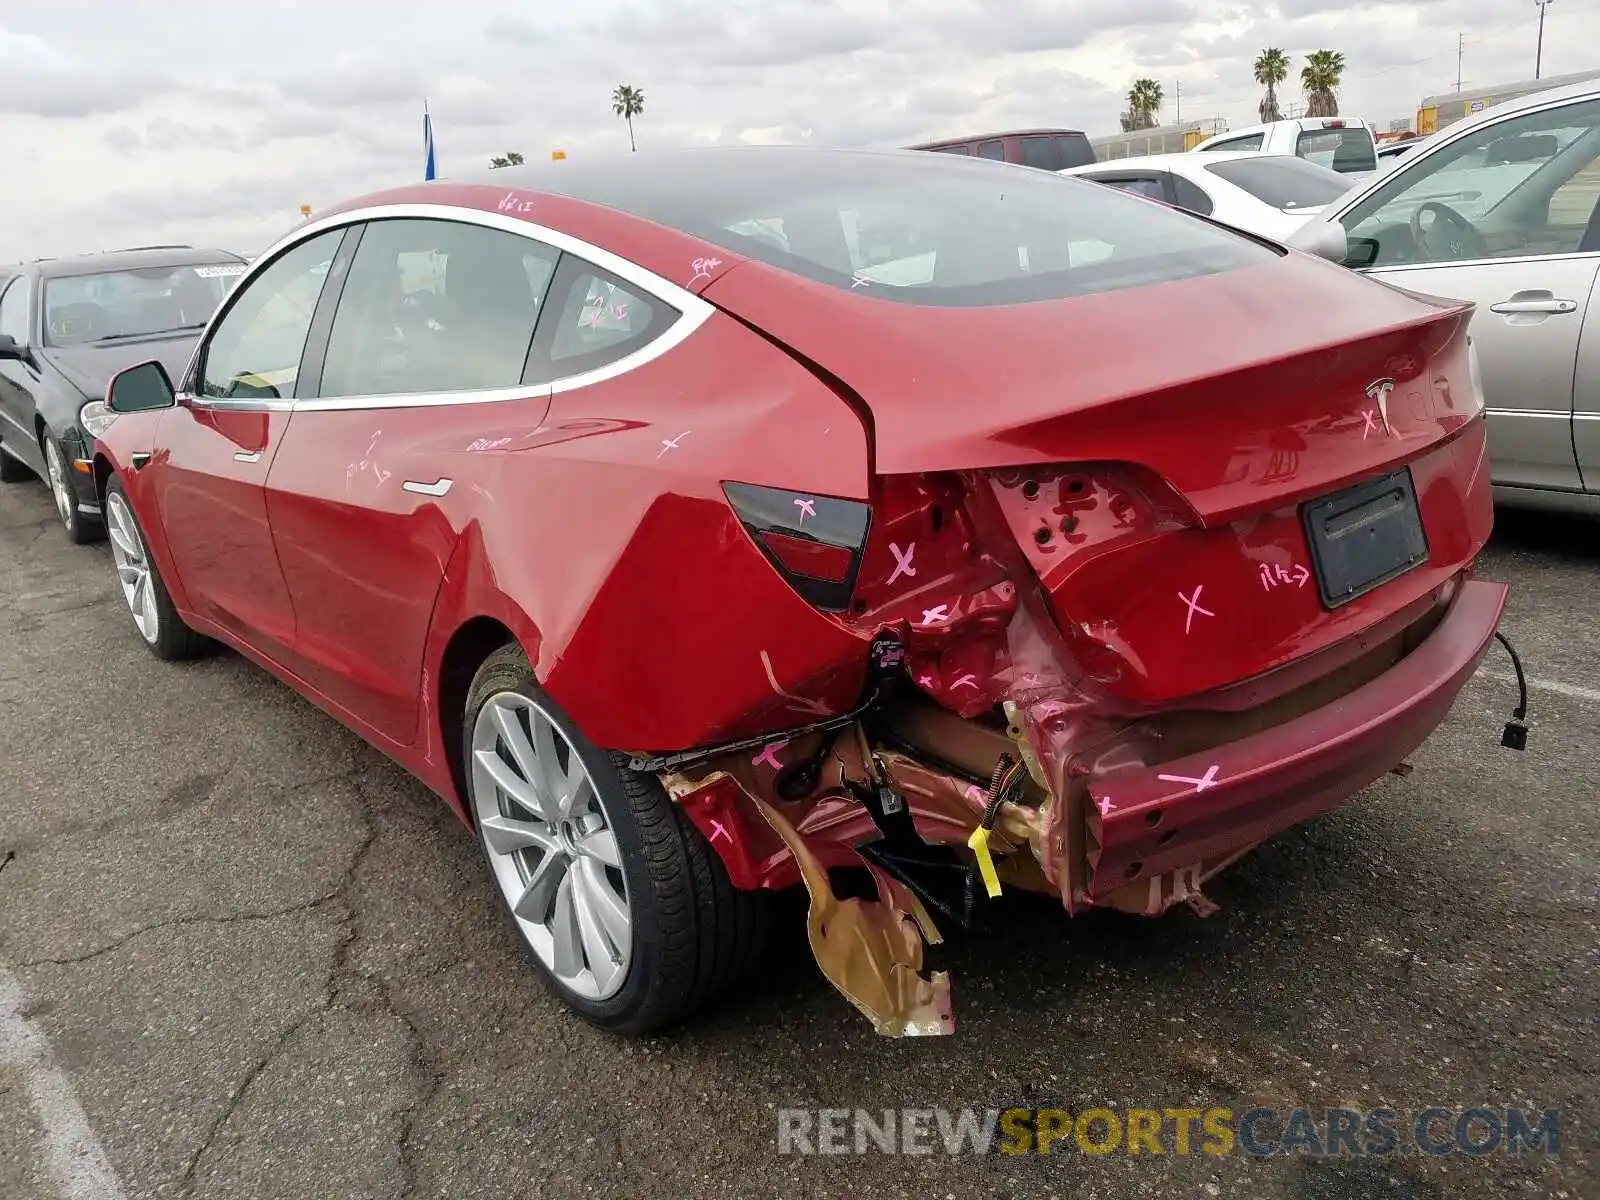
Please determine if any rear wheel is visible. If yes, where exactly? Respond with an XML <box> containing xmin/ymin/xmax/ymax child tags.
<box><xmin>464</xmin><ymin>644</ymin><xmax>768</xmax><ymax>1034</ymax></box>
<box><xmin>43</xmin><ymin>432</ymin><xmax>103</xmax><ymax>545</ymax></box>
<box><xmin>104</xmin><ymin>477</ymin><xmax>207</xmax><ymax>661</ymax></box>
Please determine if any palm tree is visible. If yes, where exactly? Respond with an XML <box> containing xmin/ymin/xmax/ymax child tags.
<box><xmin>612</xmin><ymin>84</ymin><xmax>645</xmax><ymax>151</ymax></box>
<box><xmin>1254</xmin><ymin>48</ymin><xmax>1290</xmax><ymax>123</ymax></box>
<box><xmin>1123</xmin><ymin>78</ymin><xmax>1163</xmax><ymax>131</ymax></box>
<box><xmin>1301</xmin><ymin>50</ymin><xmax>1346</xmax><ymax>118</ymax></box>
<box><xmin>488</xmin><ymin>151</ymin><xmax>525</xmax><ymax>169</ymax></box>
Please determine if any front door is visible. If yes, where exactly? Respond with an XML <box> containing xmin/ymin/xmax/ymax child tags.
<box><xmin>0</xmin><ymin>276</ymin><xmax>42</xmax><ymax>473</ymax></box>
<box><xmin>155</xmin><ymin>228</ymin><xmax>350</xmax><ymax>658</ymax></box>
<box><xmin>266</xmin><ymin>216</ymin><xmax>559</xmax><ymax>745</ymax></box>
<box><xmin>1337</xmin><ymin>95</ymin><xmax>1600</xmax><ymax>495</ymax></box>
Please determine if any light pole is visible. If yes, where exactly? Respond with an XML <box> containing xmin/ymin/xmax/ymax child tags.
<box><xmin>1535</xmin><ymin>0</ymin><xmax>1555</xmax><ymax>80</ymax></box>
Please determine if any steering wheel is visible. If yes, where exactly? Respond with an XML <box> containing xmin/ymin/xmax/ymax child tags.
<box><xmin>1409</xmin><ymin>201</ymin><xmax>1486</xmax><ymax>261</ymax></box>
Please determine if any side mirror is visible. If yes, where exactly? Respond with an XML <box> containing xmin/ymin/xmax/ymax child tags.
<box><xmin>1287</xmin><ymin>220</ymin><xmax>1352</xmax><ymax>265</ymax></box>
<box><xmin>0</xmin><ymin>333</ymin><xmax>24</xmax><ymax>361</ymax></box>
<box><xmin>107</xmin><ymin>360</ymin><xmax>177</xmax><ymax>414</ymax></box>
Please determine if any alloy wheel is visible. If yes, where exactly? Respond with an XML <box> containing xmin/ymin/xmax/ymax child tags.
<box><xmin>470</xmin><ymin>693</ymin><xmax>633</xmax><ymax>1000</ymax></box>
<box><xmin>44</xmin><ymin>438</ymin><xmax>73</xmax><ymax>526</ymax></box>
<box><xmin>106</xmin><ymin>492</ymin><xmax>159</xmax><ymax>644</ymax></box>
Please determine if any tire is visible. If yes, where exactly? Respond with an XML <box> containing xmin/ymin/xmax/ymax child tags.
<box><xmin>0</xmin><ymin>444</ymin><xmax>32</xmax><ymax>483</ymax></box>
<box><xmin>464</xmin><ymin>643</ymin><xmax>769</xmax><ymax>1035</ymax></box>
<box><xmin>42</xmin><ymin>432</ymin><xmax>104</xmax><ymax>545</ymax></box>
<box><xmin>103</xmin><ymin>476</ymin><xmax>208</xmax><ymax>661</ymax></box>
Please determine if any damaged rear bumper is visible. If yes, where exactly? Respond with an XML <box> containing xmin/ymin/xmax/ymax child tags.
<box><xmin>663</xmin><ymin>577</ymin><xmax>1507</xmax><ymax>1036</ymax></box>
<box><xmin>1085</xmin><ymin>578</ymin><xmax>1508</xmax><ymax>904</ymax></box>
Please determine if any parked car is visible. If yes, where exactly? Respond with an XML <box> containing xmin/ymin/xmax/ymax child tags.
<box><xmin>0</xmin><ymin>246</ymin><xmax>247</xmax><ymax>541</ymax></box>
<box><xmin>91</xmin><ymin>147</ymin><xmax>1506</xmax><ymax>1038</ymax></box>
<box><xmin>1192</xmin><ymin>117</ymin><xmax>1379</xmax><ymax>176</ymax></box>
<box><xmin>1061</xmin><ymin>151</ymin><xmax>1356</xmax><ymax>241</ymax></box>
<box><xmin>906</xmin><ymin>128</ymin><xmax>1096</xmax><ymax>171</ymax></box>
<box><xmin>1289</xmin><ymin>77</ymin><xmax>1600</xmax><ymax>515</ymax></box>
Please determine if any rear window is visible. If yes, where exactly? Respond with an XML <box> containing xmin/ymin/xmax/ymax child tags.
<box><xmin>1202</xmin><ymin>156</ymin><xmax>1353</xmax><ymax>210</ymax></box>
<box><xmin>1296</xmin><ymin>127</ymin><xmax>1377</xmax><ymax>173</ymax></box>
<box><xmin>559</xmin><ymin>150</ymin><xmax>1275</xmax><ymax>307</ymax></box>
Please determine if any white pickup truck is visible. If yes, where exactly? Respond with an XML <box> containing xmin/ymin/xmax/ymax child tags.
<box><xmin>1190</xmin><ymin>117</ymin><xmax>1378</xmax><ymax>178</ymax></box>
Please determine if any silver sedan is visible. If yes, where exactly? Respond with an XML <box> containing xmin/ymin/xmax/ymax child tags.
<box><xmin>1293</xmin><ymin>78</ymin><xmax>1600</xmax><ymax>517</ymax></box>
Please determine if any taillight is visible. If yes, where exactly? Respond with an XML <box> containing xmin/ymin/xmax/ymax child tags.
<box><xmin>723</xmin><ymin>481</ymin><xmax>872</xmax><ymax>612</ymax></box>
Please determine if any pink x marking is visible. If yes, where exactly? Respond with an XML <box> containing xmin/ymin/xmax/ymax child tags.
<box><xmin>1097</xmin><ymin>795</ymin><xmax>1116</xmax><ymax>817</ymax></box>
<box><xmin>707</xmin><ymin>818</ymin><xmax>729</xmax><ymax>844</ymax></box>
<box><xmin>793</xmin><ymin>497</ymin><xmax>816</xmax><ymax>526</ymax></box>
<box><xmin>887</xmin><ymin>541</ymin><xmax>917</xmax><ymax>584</ymax></box>
<box><xmin>751</xmin><ymin>740</ymin><xmax>789</xmax><ymax>770</ymax></box>
<box><xmin>657</xmin><ymin>430</ymin><xmax>690</xmax><ymax>458</ymax></box>
<box><xmin>1179</xmin><ymin>585</ymin><xmax>1215</xmax><ymax>634</ymax></box>
<box><xmin>1362</xmin><ymin>409</ymin><xmax>1379</xmax><ymax>440</ymax></box>
<box><xmin>1157</xmin><ymin>764</ymin><xmax>1222</xmax><ymax>793</ymax></box>
<box><xmin>921</xmin><ymin>604</ymin><xmax>950</xmax><ymax>625</ymax></box>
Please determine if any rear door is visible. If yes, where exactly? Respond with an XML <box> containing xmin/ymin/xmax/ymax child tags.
<box><xmin>1335</xmin><ymin>94</ymin><xmax>1600</xmax><ymax>494</ymax></box>
<box><xmin>157</xmin><ymin>228</ymin><xmax>351</xmax><ymax>657</ymax></box>
<box><xmin>265</xmin><ymin>215</ymin><xmax>560</xmax><ymax>745</ymax></box>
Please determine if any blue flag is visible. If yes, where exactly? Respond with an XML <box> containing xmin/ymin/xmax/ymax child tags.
<box><xmin>423</xmin><ymin>103</ymin><xmax>437</xmax><ymax>181</ymax></box>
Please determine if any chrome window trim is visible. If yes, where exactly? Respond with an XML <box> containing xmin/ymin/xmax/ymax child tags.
<box><xmin>1363</xmin><ymin>249</ymin><xmax>1600</xmax><ymax>274</ymax></box>
<box><xmin>1485</xmin><ymin>407</ymin><xmax>1576</xmax><ymax>419</ymax></box>
<box><xmin>187</xmin><ymin>201</ymin><xmax>717</xmax><ymax>415</ymax></box>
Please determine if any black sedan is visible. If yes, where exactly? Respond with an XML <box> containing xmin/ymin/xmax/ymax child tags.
<box><xmin>0</xmin><ymin>245</ymin><xmax>246</xmax><ymax>542</ymax></box>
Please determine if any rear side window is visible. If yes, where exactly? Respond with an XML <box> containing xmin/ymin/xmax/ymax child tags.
<box><xmin>526</xmin><ymin>258</ymin><xmax>678</xmax><ymax>384</ymax></box>
<box><xmin>976</xmin><ymin>140</ymin><xmax>1005</xmax><ymax>161</ymax></box>
<box><xmin>1204</xmin><ymin>156</ymin><xmax>1353</xmax><ymax>209</ymax></box>
<box><xmin>1056</xmin><ymin>133</ymin><xmax>1096</xmax><ymax>168</ymax></box>
<box><xmin>1092</xmin><ymin>175</ymin><xmax>1168</xmax><ymax>201</ymax></box>
<box><xmin>595</xmin><ymin>151</ymin><xmax>1275</xmax><ymax>307</ymax></box>
<box><xmin>1169</xmin><ymin>174</ymin><xmax>1214</xmax><ymax>215</ymax></box>
<box><xmin>0</xmin><ymin>277</ymin><xmax>29</xmax><ymax>344</ymax></box>
<box><xmin>933</xmin><ymin>145</ymin><xmax>971</xmax><ymax>156</ymax></box>
<box><xmin>1296</xmin><ymin>127</ymin><xmax>1377</xmax><ymax>173</ymax></box>
<box><xmin>319</xmin><ymin>218</ymin><xmax>558</xmax><ymax>397</ymax></box>
<box><xmin>1200</xmin><ymin>134</ymin><xmax>1264</xmax><ymax>152</ymax></box>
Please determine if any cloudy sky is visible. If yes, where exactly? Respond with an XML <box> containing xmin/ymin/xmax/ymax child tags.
<box><xmin>1</xmin><ymin>0</ymin><xmax>1593</xmax><ymax>261</ymax></box>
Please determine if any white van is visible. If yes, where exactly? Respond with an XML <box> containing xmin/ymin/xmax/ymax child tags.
<box><xmin>1190</xmin><ymin>117</ymin><xmax>1378</xmax><ymax>176</ymax></box>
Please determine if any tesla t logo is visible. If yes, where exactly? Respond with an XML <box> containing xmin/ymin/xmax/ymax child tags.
<box><xmin>1366</xmin><ymin>377</ymin><xmax>1397</xmax><ymax>437</ymax></box>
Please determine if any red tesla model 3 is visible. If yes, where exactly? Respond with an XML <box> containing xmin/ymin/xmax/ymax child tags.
<box><xmin>90</xmin><ymin>147</ymin><xmax>1507</xmax><ymax>1037</ymax></box>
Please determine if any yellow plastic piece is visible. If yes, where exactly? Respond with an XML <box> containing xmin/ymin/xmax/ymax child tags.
<box><xmin>966</xmin><ymin>826</ymin><xmax>1003</xmax><ymax>899</ymax></box>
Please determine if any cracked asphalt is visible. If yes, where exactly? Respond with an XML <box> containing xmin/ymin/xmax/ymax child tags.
<box><xmin>1</xmin><ymin>475</ymin><xmax>1595</xmax><ymax>1200</ymax></box>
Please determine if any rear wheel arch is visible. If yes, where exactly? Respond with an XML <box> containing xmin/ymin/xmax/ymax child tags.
<box><xmin>436</xmin><ymin>614</ymin><xmax>521</xmax><ymax>819</ymax></box>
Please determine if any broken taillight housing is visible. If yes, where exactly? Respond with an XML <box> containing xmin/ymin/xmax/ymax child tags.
<box><xmin>723</xmin><ymin>481</ymin><xmax>872</xmax><ymax>612</ymax></box>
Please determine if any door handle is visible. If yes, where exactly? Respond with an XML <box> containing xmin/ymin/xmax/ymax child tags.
<box><xmin>1489</xmin><ymin>296</ymin><xmax>1578</xmax><ymax>315</ymax></box>
<box><xmin>233</xmin><ymin>450</ymin><xmax>263</xmax><ymax>463</ymax></box>
<box><xmin>402</xmin><ymin>477</ymin><xmax>453</xmax><ymax>497</ymax></box>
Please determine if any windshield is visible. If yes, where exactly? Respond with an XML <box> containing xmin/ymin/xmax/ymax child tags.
<box><xmin>1202</xmin><ymin>156</ymin><xmax>1354</xmax><ymax>209</ymax></box>
<box><xmin>1296</xmin><ymin>127</ymin><xmax>1377</xmax><ymax>173</ymax></box>
<box><xmin>44</xmin><ymin>262</ymin><xmax>245</xmax><ymax>346</ymax></box>
<box><xmin>545</xmin><ymin>149</ymin><xmax>1274</xmax><ymax>306</ymax></box>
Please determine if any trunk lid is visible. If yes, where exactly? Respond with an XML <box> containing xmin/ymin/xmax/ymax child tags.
<box><xmin>707</xmin><ymin>254</ymin><xmax>1488</xmax><ymax>706</ymax></box>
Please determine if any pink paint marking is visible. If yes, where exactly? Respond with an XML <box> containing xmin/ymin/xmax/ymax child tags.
<box><xmin>1097</xmin><ymin>795</ymin><xmax>1115</xmax><ymax>817</ymax></box>
<box><xmin>952</xmin><ymin>674</ymin><xmax>979</xmax><ymax>691</ymax></box>
<box><xmin>1157</xmin><ymin>764</ymin><xmax>1222</xmax><ymax>793</ymax></box>
<box><xmin>917</xmin><ymin>674</ymin><xmax>936</xmax><ymax>689</ymax></box>
<box><xmin>657</xmin><ymin>430</ymin><xmax>690</xmax><ymax>459</ymax></box>
<box><xmin>759</xmin><ymin>651</ymin><xmax>831</xmax><ymax>716</ymax></box>
<box><xmin>707</xmin><ymin>818</ymin><xmax>729</xmax><ymax>844</ymax></box>
<box><xmin>793</xmin><ymin>497</ymin><xmax>816</xmax><ymax>526</ymax></box>
<box><xmin>1179</xmin><ymin>585</ymin><xmax>1215</xmax><ymax>635</ymax></box>
<box><xmin>751</xmin><ymin>740</ymin><xmax>789</xmax><ymax>770</ymax></box>
<box><xmin>965</xmin><ymin>784</ymin><xmax>988</xmax><ymax>806</ymax></box>
<box><xmin>1362</xmin><ymin>409</ymin><xmax>1379</xmax><ymax>440</ymax></box>
<box><xmin>920</xmin><ymin>604</ymin><xmax>950</xmax><ymax>625</ymax></box>
<box><xmin>887</xmin><ymin>541</ymin><xmax>917</xmax><ymax>584</ymax></box>
<box><xmin>688</xmin><ymin>256</ymin><xmax>722</xmax><ymax>286</ymax></box>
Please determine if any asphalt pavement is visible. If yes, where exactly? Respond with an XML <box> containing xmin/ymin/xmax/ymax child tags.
<box><xmin>0</xmin><ymin>475</ymin><xmax>1595</xmax><ymax>1200</ymax></box>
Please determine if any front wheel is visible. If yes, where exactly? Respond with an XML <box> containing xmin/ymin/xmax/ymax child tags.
<box><xmin>103</xmin><ymin>477</ymin><xmax>208</xmax><ymax>661</ymax></box>
<box><xmin>43</xmin><ymin>433</ymin><xmax>103</xmax><ymax>545</ymax></box>
<box><xmin>464</xmin><ymin>644</ymin><xmax>768</xmax><ymax>1034</ymax></box>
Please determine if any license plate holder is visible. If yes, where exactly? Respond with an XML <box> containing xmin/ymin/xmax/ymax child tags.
<box><xmin>1301</xmin><ymin>468</ymin><xmax>1429</xmax><ymax>609</ymax></box>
